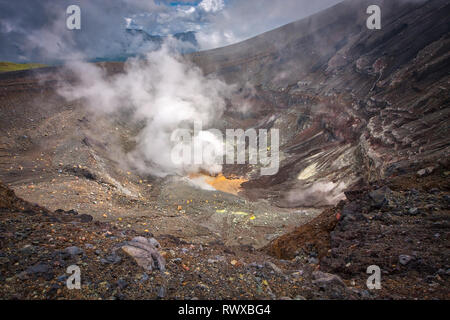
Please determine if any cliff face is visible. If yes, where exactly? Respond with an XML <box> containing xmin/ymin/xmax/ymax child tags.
<box><xmin>186</xmin><ymin>0</ymin><xmax>450</xmax><ymax>288</ymax></box>
<box><xmin>189</xmin><ymin>0</ymin><xmax>450</xmax><ymax>206</ymax></box>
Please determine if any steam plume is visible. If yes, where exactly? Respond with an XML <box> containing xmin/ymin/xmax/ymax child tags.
<box><xmin>59</xmin><ymin>43</ymin><xmax>234</xmax><ymax>177</ymax></box>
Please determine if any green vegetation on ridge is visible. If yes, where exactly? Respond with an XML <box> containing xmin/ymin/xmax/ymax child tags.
<box><xmin>0</xmin><ymin>61</ymin><xmax>47</xmax><ymax>73</ymax></box>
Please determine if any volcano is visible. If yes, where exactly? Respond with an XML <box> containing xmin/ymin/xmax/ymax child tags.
<box><xmin>0</xmin><ymin>0</ymin><xmax>449</xmax><ymax>300</ymax></box>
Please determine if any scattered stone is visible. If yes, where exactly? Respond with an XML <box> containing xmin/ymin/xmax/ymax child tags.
<box><xmin>248</xmin><ymin>262</ymin><xmax>263</xmax><ymax>269</ymax></box>
<box><xmin>291</xmin><ymin>270</ymin><xmax>304</xmax><ymax>278</ymax></box>
<box><xmin>0</xmin><ymin>257</ymin><xmax>10</xmax><ymax>265</ymax></box>
<box><xmin>399</xmin><ymin>255</ymin><xmax>413</xmax><ymax>266</ymax></box>
<box><xmin>65</xmin><ymin>246</ymin><xmax>83</xmax><ymax>256</ymax></box>
<box><xmin>264</xmin><ymin>261</ymin><xmax>283</xmax><ymax>274</ymax></box>
<box><xmin>196</xmin><ymin>283</ymin><xmax>209</xmax><ymax>291</ymax></box>
<box><xmin>67</xmin><ymin>209</ymin><xmax>78</xmax><ymax>215</ymax></box>
<box><xmin>25</xmin><ymin>263</ymin><xmax>53</xmax><ymax>280</ymax></box>
<box><xmin>101</xmin><ymin>252</ymin><xmax>122</xmax><ymax>264</ymax></box>
<box><xmin>157</xmin><ymin>286</ymin><xmax>166</xmax><ymax>299</ymax></box>
<box><xmin>26</xmin><ymin>263</ymin><xmax>50</xmax><ymax>274</ymax></box>
<box><xmin>116</xmin><ymin>279</ymin><xmax>128</xmax><ymax>289</ymax></box>
<box><xmin>369</xmin><ymin>186</ymin><xmax>391</xmax><ymax>208</ymax></box>
<box><xmin>344</xmin><ymin>189</ymin><xmax>367</xmax><ymax>201</ymax></box>
<box><xmin>78</xmin><ymin>214</ymin><xmax>93</xmax><ymax>223</ymax></box>
<box><xmin>215</xmin><ymin>255</ymin><xmax>226</xmax><ymax>262</ymax></box>
<box><xmin>19</xmin><ymin>245</ymin><xmax>35</xmax><ymax>255</ymax></box>
<box><xmin>17</xmin><ymin>271</ymin><xmax>29</xmax><ymax>280</ymax></box>
<box><xmin>312</xmin><ymin>271</ymin><xmax>346</xmax><ymax>288</ymax></box>
<box><xmin>48</xmin><ymin>283</ymin><xmax>61</xmax><ymax>295</ymax></box>
<box><xmin>417</xmin><ymin>167</ymin><xmax>434</xmax><ymax>177</ymax></box>
<box><xmin>15</xmin><ymin>231</ymin><xmax>28</xmax><ymax>240</ymax></box>
<box><xmin>98</xmin><ymin>281</ymin><xmax>110</xmax><ymax>290</ymax></box>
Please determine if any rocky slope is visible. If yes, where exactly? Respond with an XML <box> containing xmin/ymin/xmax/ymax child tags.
<box><xmin>265</xmin><ymin>164</ymin><xmax>450</xmax><ymax>299</ymax></box>
<box><xmin>1</xmin><ymin>177</ymin><xmax>448</xmax><ymax>300</ymax></box>
<box><xmin>0</xmin><ymin>182</ymin><xmax>365</xmax><ymax>300</ymax></box>
<box><xmin>191</xmin><ymin>0</ymin><xmax>450</xmax><ymax>206</ymax></box>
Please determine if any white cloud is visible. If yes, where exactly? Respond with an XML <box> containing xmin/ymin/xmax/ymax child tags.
<box><xmin>196</xmin><ymin>29</ymin><xmax>237</xmax><ymax>50</ymax></box>
<box><xmin>198</xmin><ymin>0</ymin><xmax>225</xmax><ymax>13</ymax></box>
<box><xmin>194</xmin><ymin>0</ymin><xmax>344</xmax><ymax>50</ymax></box>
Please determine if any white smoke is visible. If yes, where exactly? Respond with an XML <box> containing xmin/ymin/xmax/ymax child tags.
<box><xmin>58</xmin><ymin>43</ymin><xmax>234</xmax><ymax>177</ymax></box>
<box><xmin>287</xmin><ymin>181</ymin><xmax>346</xmax><ymax>207</ymax></box>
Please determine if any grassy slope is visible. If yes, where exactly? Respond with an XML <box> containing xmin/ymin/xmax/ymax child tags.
<box><xmin>0</xmin><ymin>61</ymin><xmax>47</xmax><ymax>73</ymax></box>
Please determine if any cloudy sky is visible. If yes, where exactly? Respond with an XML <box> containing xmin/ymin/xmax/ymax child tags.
<box><xmin>0</xmin><ymin>0</ymin><xmax>343</xmax><ymax>63</ymax></box>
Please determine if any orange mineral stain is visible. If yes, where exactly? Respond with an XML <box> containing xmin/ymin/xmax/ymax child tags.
<box><xmin>189</xmin><ymin>173</ymin><xmax>247</xmax><ymax>195</ymax></box>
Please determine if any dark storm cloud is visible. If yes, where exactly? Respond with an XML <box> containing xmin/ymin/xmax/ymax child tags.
<box><xmin>0</xmin><ymin>0</ymin><xmax>162</xmax><ymax>63</ymax></box>
<box><xmin>0</xmin><ymin>0</ymin><xmax>344</xmax><ymax>63</ymax></box>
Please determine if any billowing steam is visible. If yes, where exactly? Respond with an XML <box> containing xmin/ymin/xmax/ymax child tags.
<box><xmin>287</xmin><ymin>181</ymin><xmax>346</xmax><ymax>207</ymax></box>
<box><xmin>58</xmin><ymin>43</ymin><xmax>234</xmax><ymax>177</ymax></box>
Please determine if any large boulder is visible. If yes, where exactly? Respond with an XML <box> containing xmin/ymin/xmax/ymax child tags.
<box><xmin>121</xmin><ymin>237</ymin><xmax>165</xmax><ymax>272</ymax></box>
